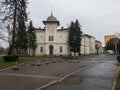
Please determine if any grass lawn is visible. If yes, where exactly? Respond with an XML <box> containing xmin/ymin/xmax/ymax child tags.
<box><xmin>115</xmin><ymin>65</ymin><xmax>120</xmax><ymax>90</ymax></box>
<box><xmin>0</xmin><ymin>57</ymin><xmax>28</xmax><ymax>70</ymax></box>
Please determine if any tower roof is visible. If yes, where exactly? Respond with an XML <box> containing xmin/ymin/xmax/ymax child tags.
<box><xmin>47</xmin><ymin>13</ymin><xmax>57</xmax><ymax>21</ymax></box>
<box><xmin>43</xmin><ymin>13</ymin><xmax>60</xmax><ymax>26</ymax></box>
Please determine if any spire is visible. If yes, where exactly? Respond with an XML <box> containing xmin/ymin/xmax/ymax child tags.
<box><xmin>43</xmin><ymin>7</ymin><xmax>60</xmax><ymax>26</ymax></box>
<box><xmin>51</xmin><ymin>11</ymin><xmax>53</xmax><ymax>17</ymax></box>
<box><xmin>46</xmin><ymin>7</ymin><xmax>57</xmax><ymax>21</ymax></box>
<box><xmin>51</xmin><ymin>6</ymin><xmax>53</xmax><ymax>16</ymax></box>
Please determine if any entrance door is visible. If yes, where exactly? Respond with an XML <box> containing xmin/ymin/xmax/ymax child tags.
<box><xmin>49</xmin><ymin>45</ymin><xmax>54</xmax><ymax>55</ymax></box>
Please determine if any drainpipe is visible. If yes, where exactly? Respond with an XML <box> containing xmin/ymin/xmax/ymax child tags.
<box><xmin>115</xmin><ymin>40</ymin><xmax>118</xmax><ymax>54</ymax></box>
<box><xmin>84</xmin><ymin>36</ymin><xmax>85</xmax><ymax>55</ymax></box>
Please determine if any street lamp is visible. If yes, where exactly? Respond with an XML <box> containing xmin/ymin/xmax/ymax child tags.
<box><xmin>115</xmin><ymin>39</ymin><xmax>118</xmax><ymax>54</ymax></box>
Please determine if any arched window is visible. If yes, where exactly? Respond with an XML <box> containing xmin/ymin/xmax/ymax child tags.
<box><xmin>40</xmin><ymin>47</ymin><xmax>43</xmax><ymax>53</ymax></box>
<box><xmin>60</xmin><ymin>47</ymin><xmax>62</xmax><ymax>53</ymax></box>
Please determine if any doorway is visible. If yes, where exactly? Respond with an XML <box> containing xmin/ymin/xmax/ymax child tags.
<box><xmin>49</xmin><ymin>45</ymin><xmax>54</xmax><ymax>55</ymax></box>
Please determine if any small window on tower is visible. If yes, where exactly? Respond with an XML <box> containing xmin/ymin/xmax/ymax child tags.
<box><xmin>49</xmin><ymin>36</ymin><xmax>54</xmax><ymax>41</ymax></box>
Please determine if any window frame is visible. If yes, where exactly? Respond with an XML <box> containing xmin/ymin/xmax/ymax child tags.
<box><xmin>40</xmin><ymin>47</ymin><xmax>43</xmax><ymax>53</ymax></box>
<box><xmin>49</xmin><ymin>36</ymin><xmax>54</xmax><ymax>41</ymax></box>
<box><xmin>60</xmin><ymin>46</ymin><xmax>63</xmax><ymax>53</ymax></box>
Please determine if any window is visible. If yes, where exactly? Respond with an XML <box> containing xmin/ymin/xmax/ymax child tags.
<box><xmin>49</xmin><ymin>36</ymin><xmax>54</xmax><ymax>41</ymax></box>
<box><xmin>60</xmin><ymin>47</ymin><xmax>62</xmax><ymax>53</ymax></box>
<box><xmin>40</xmin><ymin>47</ymin><xmax>43</xmax><ymax>53</ymax></box>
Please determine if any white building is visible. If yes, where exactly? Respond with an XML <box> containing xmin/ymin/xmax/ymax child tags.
<box><xmin>35</xmin><ymin>14</ymin><xmax>69</xmax><ymax>56</ymax></box>
<box><xmin>34</xmin><ymin>14</ymin><xmax>96</xmax><ymax>56</ymax></box>
<box><xmin>81</xmin><ymin>34</ymin><xmax>96</xmax><ymax>55</ymax></box>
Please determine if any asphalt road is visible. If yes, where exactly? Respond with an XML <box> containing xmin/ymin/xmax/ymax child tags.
<box><xmin>42</xmin><ymin>54</ymin><xmax>117</xmax><ymax>90</ymax></box>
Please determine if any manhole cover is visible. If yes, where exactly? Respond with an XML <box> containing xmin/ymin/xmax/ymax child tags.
<box><xmin>59</xmin><ymin>76</ymin><xmax>83</xmax><ymax>85</ymax></box>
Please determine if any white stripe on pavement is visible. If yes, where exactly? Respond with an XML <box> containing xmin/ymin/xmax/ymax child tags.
<box><xmin>0</xmin><ymin>73</ymin><xmax>59</xmax><ymax>79</ymax></box>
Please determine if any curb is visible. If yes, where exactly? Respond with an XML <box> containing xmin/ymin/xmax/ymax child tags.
<box><xmin>36</xmin><ymin>61</ymin><xmax>100</xmax><ymax>90</ymax></box>
<box><xmin>111</xmin><ymin>67</ymin><xmax>120</xmax><ymax>90</ymax></box>
<box><xmin>35</xmin><ymin>80</ymin><xmax>58</xmax><ymax>90</ymax></box>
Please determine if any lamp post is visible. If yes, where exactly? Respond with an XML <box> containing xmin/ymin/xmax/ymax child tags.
<box><xmin>115</xmin><ymin>39</ymin><xmax>118</xmax><ymax>54</ymax></box>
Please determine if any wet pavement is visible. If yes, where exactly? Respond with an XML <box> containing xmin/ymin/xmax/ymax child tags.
<box><xmin>0</xmin><ymin>56</ymin><xmax>92</xmax><ymax>90</ymax></box>
<box><xmin>42</xmin><ymin>54</ymin><xmax>117</xmax><ymax>90</ymax></box>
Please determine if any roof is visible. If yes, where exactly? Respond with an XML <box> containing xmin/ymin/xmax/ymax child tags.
<box><xmin>83</xmin><ymin>34</ymin><xmax>92</xmax><ymax>38</ymax></box>
<box><xmin>58</xmin><ymin>28</ymin><xmax>69</xmax><ymax>31</ymax></box>
<box><xmin>47</xmin><ymin>13</ymin><xmax>57</xmax><ymax>21</ymax></box>
<box><xmin>35</xmin><ymin>28</ymin><xmax>45</xmax><ymax>31</ymax></box>
<box><xmin>35</xmin><ymin>27</ymin><xmax>69</xmax><ymax>32</ymax></box>
<box><xmin>43</xmin><ymin>13</ymin><xmax>60</xmax><ymax>25</ymax></box>
<box><xmin>95</xmin><ymin>40</ymin><xmax>102</xmax><ymax>43</ymax></box>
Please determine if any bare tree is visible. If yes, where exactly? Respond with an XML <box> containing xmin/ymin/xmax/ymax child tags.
<box><xmin>0</xmin><ymin>0</ymin><xmax>28</xmax><ymax>54</ymax></box>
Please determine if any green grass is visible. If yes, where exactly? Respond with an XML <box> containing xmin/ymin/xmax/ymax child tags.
<box><xmin>0</xmin><ymin>57</ymin><xmax>28</xmax><ymax>70</ymax></box>
<box><xmin>115</xmin><ymin>66</ymin><xmax>120</xmax><ymax>90</ymax></box>
<box><xmin>116</xmin><ymin>63</ymin><xmax>120</xmax><ymax>66</ymax></box>
<box><xmin>115</xmin><ymin>78</ymin><xmax>120</xmax><ymax>90</ymax></box>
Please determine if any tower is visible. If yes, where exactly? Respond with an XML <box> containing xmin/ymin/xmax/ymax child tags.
<box><xmin>42</xmin><ymin>13</ymin><xmax>60</xmax><ymax>55</ymax></box>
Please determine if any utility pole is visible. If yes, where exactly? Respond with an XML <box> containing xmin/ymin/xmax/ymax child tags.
<box><xmin>84</xmin><ymin>35</ymin><xmax>85</xmax><ymax>55</ymax></box>
<box><xmin>115</xmin><ymin>40</ymin><xmax>118</xmax><ymax>54</ymax></box>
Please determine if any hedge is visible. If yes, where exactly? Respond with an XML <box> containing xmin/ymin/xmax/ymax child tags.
<box><xmin>3</xmin><ymin>55</ymin><xmax>19</xmax><ymax>62</ymax></box>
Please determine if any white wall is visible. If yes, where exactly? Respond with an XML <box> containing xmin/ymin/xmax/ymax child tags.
<box><xmin>36</xmin><ymin>31</ymin><xmax>45</xmax><ymax>43</ymax></box>
<box><xmin>35</xmin><ymin>23</ymin><xmax>69</xmax><ymax>56</ymax></box>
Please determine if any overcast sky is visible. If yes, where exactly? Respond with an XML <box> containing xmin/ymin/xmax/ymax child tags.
<box><xmin>27</xmin><ymin>0</ymin><xmax>120</xmax><ymax>46</ymax></box>
<box><xmin>1</xmin><ymin>0</ymin><xmax>120</xmax><ymax>47</ymax></box>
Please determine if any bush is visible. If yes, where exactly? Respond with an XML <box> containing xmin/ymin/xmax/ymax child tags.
<box><xmin>117</xmin><ymin>69</ymin><xmax>120</xmax><ymax>78</ymax></box>
<box><xmin>3</xmin><ymin>55</ymin><xmax>19</xmax><ymax>62</ymax></box>
<box><xmin>117</xmin><ymin>55</ymin><xmax>120</xmax><ymax>63</ymax></box>
<box><xmin>115</xmin><ymin>68</ymin><xmax>120</xmax><ymax>90</ymax></box>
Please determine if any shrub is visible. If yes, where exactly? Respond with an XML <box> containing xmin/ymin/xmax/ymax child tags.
<box><xmin>117</xmin><ymin>55</ymin><xmax>120</xmax><ymax>63</ymax></box>
<box><xmin>3</xmin><ymin>55</ymin><xmax>19</xmax><ymax>62</ymax></box>
<box><xmin>117</xmin><ymin>68</ymin><xmax>120</xmax><ymax>79</ymax></box>
<box><xmin>115</xmin><ymin>68</ymin><xmax>120</xmax><ymax>90</ymax></box>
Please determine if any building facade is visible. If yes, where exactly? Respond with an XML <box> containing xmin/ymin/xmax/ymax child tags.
<box><xmin>81</xmin><ymin>34</ymin><xmax>96</xmax><ymax>55</ymax></box>
<box><xmin>34</xmin><ymin>14</ymin><xmax>96</xmax><ymax>56</ymax></box>
<box><xmin>104</xmin><ymin>35</ymin><xmax>117</xmax><ymax>46</ymax></box>
<box><xmin>35</xmin><ymin>14</ymin><xmax>69</xmax><ymax>56</ymax></box>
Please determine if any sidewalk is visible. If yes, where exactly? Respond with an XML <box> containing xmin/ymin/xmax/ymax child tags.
<box><xmin>0</xmin><ymin>57</ymin><xmax>96</xmax><ymax>90</ymax></box>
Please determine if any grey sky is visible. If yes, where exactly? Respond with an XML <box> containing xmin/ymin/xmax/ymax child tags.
<box><xmin>0</xmin><ymin>0</ymin><xmax>119</xmax><ymax>47</ymax></box>
<box><xmin>27</xmin><ymin>0</ymin><xmax>120</xmax><ymax>46</ymax></box>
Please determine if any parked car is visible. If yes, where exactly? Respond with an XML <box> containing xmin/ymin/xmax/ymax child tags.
<box><xmin>107</xmin><ymin>50</ymin><xmax>114</xmax><ymax>54</ymax></box>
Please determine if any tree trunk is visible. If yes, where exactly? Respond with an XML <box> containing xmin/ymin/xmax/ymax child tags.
<box><xmin>97</xmin><ymin>49</ymin><xmax>99</xmax><ymax>54</ymax></box>
<box><xmin>9</xmin><ymin>0</ymin><xmax>17</xmax><ymax>54</ymax></box>
<box><xmin>32</xmin><ymin>50</ymin><xmax>34</xmax><ymax>57</ymax></box>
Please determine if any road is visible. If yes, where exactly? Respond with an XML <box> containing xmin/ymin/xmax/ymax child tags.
<box><xmin>42</xmin><ymin>54</ymin><xmax>117</xmax><ymax>90</ymax></box>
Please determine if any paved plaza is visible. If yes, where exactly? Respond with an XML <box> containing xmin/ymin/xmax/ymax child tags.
<box><xmin>0</xmin><ymin>56</ymin><xmax>94</xmax><ymax>90</ymax></box>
